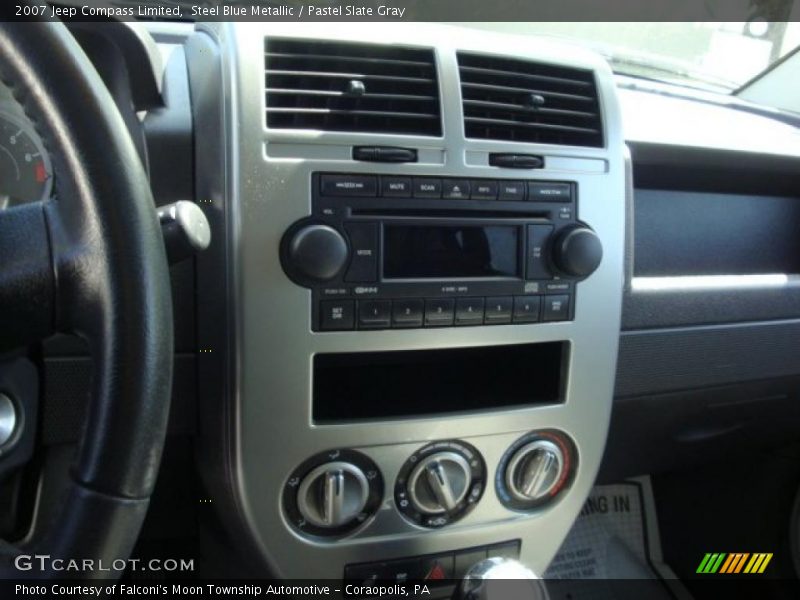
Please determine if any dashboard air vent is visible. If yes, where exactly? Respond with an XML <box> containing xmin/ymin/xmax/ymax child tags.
<box><xmin>457</xmin><ymin>52</ymin><xmax>603</xmax><ymax>148</ymax></box>
<box><xmin>266</xmin><ymin>39</ymin><xmax>442</xmax><ymax>136</ymax></box>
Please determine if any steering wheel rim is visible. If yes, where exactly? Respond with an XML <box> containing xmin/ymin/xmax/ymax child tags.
<box><xmin>0</xmin><ymin>19</ymin><xmax>173</xmax><ymax>578</ymax></box>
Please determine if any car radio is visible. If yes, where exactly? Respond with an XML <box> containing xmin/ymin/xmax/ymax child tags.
<box><xmin>280</xmin><ymin>173</ymin><xmax>603</xmax><ymax>331</ymax></box>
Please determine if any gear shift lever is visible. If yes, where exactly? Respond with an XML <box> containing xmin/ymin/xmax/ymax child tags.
<box><xmin>456</xmin><ymin>557</ymin><xmax>549</xmax><ymax>600</ymax></box>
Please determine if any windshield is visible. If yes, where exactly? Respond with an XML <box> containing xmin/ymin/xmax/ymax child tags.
<box><xmin>455</xmin><ymin>22</ymin><xmax>800</xmax><ymax>92</ymax></box>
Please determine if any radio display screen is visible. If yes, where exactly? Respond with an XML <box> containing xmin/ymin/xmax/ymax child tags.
<box><xmin>383</xmin><ymin>224</ymin><xmax>519</xmax><ymax>279</ymax></box>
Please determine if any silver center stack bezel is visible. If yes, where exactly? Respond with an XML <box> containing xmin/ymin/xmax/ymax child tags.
<box><xmin>203</xmin><ymin>22</ymin><xmax>627</xmax><ymax>578</ymax></box>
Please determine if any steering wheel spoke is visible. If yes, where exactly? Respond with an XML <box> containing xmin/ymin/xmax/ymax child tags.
<box><xmin>0</xmin><ymin>201</ymin><xmax>55</xmax><ymax>351</ymax></box>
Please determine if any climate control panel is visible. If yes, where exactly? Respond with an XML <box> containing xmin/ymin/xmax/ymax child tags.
<box><xmin>283</xmin><ymin>432</ymin><xmax>576</xmax><ymax>540</ymax></box>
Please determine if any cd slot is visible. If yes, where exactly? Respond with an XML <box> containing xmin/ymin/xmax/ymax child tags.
<box><xmin>350</xmin><ymin>207</ymin><xmax>548</xmax><ymax>220</ymax></box>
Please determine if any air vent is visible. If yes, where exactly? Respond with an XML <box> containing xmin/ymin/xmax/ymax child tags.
<box><xmin>458</xmin><ymin>53</ymin><xmax>603</xmax><ymax>148</ymax></box>
<box><xmin>266</xmin><ymin>39</ymin><xmax>441</xmax><ymax>136</ymax></box>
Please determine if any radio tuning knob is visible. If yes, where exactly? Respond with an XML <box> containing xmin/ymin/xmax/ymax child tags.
<box><xmin>408</xmin><ymin>451</ymin><xmax>473</xmax><ymax>515</ymax></box>
<box><xmin>285</xmin><ymin>224</ymin><xmax>349</xmax><ymax>283</ymax></box>
<box><xmin>551</xmin><ymin>226</ymin><xmax>603</xmax><ymax>278</ymax></box>
<box><xmin>505</xmin><ymin>440</ymin><xmax>565</xmax><ymax>502</ymax></box>
<box><xmin>296</xmin><ymin>462</ymin><xmax>370</xmax><ymax>528</ymax></box>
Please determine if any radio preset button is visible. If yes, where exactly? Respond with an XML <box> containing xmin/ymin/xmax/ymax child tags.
<box><xmin>528</xmin><ymin>182</ymin><xmax>572</xmax><ymax>202</ymax></box>
<box><xmin>381</xmin><ymin>176</ymin><xmax>412</xmax><ymax>198</ymax></box>
<box><xmin>358</xmin><ymin>300</ymin><xmax>391</xmax><ymax>329</ymax></box>
<box><xmin>455</xmin><ymin>298</ymin><xmax>485</xmax><ymax>326</ymax></box>
<box><xmin>543</xmin><ymin>295</ymin><xmax>571</xmax><ymax>322</ymax></box>
<box><xmin>320</xmin><ymin>174</ymin><xmax>378</xmax><ymax>197</ymax></box>
<box><xmin>484</xmin><ymin>297</ymin><xmax>513</xmax><ymax>324</ymax></box>
<box><xmin>424</xmin><ymin>298</ymin><xmax>455</xmax><ymax>326</ymax></box>
<box><xmin>513</xmin><ymin>296</ymin><xmax>541</xmax><ymax>323</ymax></box>
<box><xmin>320</xmin><ymin>300</ymin><xmax>355</xmax><ymax>331</ymax></box>
<box><xmin>344</xmin><ymin>222</ymin><xmax>378</xmax><ymax>283</ymax></box>
<box><xmin>413</xmin><ymin>178</ymin><xmax>442</xmax><ymax>198</ymax></box>
<box><xmin>392</xmin><ymin>299</ymin><xmax>424</xmax><ymax>328</ymax></box>
<box><xmin>442</xmin><ymin>179</ymin><xmax>470</xmax><ymax>199</ymax></box>
<box><xmin>470</xmin><ymin>180</ymin><xmax>498</xmax><ymax>200</ymax></box>
<box><xmin>498</xmin><ymin>181</ymin><xmax>526</xmax><ymax>201</ymax></box>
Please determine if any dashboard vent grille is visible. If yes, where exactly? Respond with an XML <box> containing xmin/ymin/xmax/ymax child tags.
<box><xmin>457</xmin><ymin>52</ymin><xmax>603</xmax><ymax>148</ymax></box>
<box><xmin>265</xmin><ymin>39</ymin><xmax>441</xmax><ymax>136</ymax></box>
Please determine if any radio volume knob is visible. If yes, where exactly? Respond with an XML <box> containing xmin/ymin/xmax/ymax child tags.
<box><xmin>285</xmin><ymin>224</ymin><xmax>349</xmax><ymax>283</ymax></box>
<box><xmin>551</xmin><ymin>226</ymin><xmax>603</xmax><ymax>278</ymax></box>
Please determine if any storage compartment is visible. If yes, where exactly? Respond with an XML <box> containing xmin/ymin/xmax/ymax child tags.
<box><xmin>313</xmin><ymin>342</ymin><xmax>567</xmax><ymax>422</ymax></box>
<box><xmin>634</xmin><ymin>189</ymin><xmax>800</xmax><ymax>277</ymax></box>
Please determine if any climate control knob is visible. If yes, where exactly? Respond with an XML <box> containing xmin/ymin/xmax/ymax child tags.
<box><xmin>551</xmin><ymin>226</ymin><xmax>602</xmax><ymax>278</ymax></box>
<box><xmin>297</xmin><ymin>462</ymin><xmax>370</xmax><ymax>528</ymax></box>
<box><xmin>505</xmin><ymin>440</ymin><xmax>564</xmax><ymax>502</ymax></box>
<box><xmin>496</xmin><ymin>431</ymin><xmax>576</xmax><ymax>512</ymax></box>
<box><xmin>408</xmin><ymin>451</ymin><xmax>472</xmax><ymax>515</ymax></box>
<box><xmin>283</xmin><ymin>223</ymin><xmax>349</xmax><ymax>284</ymax></box>
<box><xmin>396</xmin><ymin>440</ymin><xmax>486</xmax><ymax>528</ymax></box>
<box><xmin>283</xmin><ymin>449</ymin><xmax>383</xmax><ymax>537</ymax></box>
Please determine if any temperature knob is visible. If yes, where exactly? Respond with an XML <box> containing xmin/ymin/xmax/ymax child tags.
<box><xmin>283</xmin><ymin>449</ymin><xmax>383</xmax><ymax>537</ymax></box>
<box><xmin>396</xmin><ymin>440</ymin><xmax>486</xmax><ymax>528</ymax></box>
<box><xmin>505</xmin><ymin>440</ymin><xmax>564</xmax><ymax>502</ymax></box>
<box><xmin>496</xmin><ymin>431</ymin><xmax>576</xmax><ymax>512</ymax></box>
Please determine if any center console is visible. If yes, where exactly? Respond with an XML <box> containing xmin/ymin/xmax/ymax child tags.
<box><xmin>187</xmin><ymin>23</ymin><xmax>626</xmax><ymax>581</ymax></box>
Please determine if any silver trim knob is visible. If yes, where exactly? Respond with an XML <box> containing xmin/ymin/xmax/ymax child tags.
<box><xmin>505</xmin><ymin>440</ymin><xmax>564</xmax><ymax>502</ymax></box>
<box><xmin>297</xmin><ymin>461</ymin><xmax>370</xmax><ymax>528</ymax></box>
<box><xmin>408</xmin><ymin>451</ymin><xmax>472</xmax><ymax>515</ymax></box>
<box><xmin>459</xmin><ymin>558</ymin><xmax>548</xmax><ymax>600</ymax></box>
<box><xmin>0</xmin><ymin>393</ymin><xmax>17</xmax><ymax>447</ymax></box>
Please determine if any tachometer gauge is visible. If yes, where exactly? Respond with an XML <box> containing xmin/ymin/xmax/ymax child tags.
<box><xmin>0</xmin><ymin>109</ymin><xmax>53</xmax><ymax>209</ymax></box>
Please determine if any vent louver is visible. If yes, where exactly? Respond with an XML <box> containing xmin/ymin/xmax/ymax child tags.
<box><xmin>458</xmin><ymin>52</ymin><xmax>603</xmax><ymax>148</ymax></box>
<box><xmin>266</xmin><ymin>39</ymin><xmax>442</xmax><ymax>136</ymax></box>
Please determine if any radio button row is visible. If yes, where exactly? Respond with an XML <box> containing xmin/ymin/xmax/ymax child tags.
<box><xmin>320</xmin><ymin>174</ymin><xmax>378</xmax><ymax>197</ymax></box>
<box><xmin>424</xmin><ymin>298</ymin><xmax>455</xmax><ymax>326</ymax></box>
<box><xmin>381</xmin><ymin>176</ymin><xmax>412</xmax><ymax>198</ymax></box>
<box><xmin>392</xmin><ymin>299</ymin><xmax>424</xmax><ymax>327</ymax></box>
<box><xmin>320</xmin><ymin>300</ymin><xmax>355</xmax><ymax>331</ymax></box>
<box><xmin>443</xmin><ymin>179</ymin><xmax>470</xmax><ymax>199</ymax></box>
<box><xmin>413</xmin><ymin>178</ymin><xmax>442</xmax><ymax>198</ymax></box>
<box><xmin>358</xmin><ymin>300</ymin><xmax>391</xmax><ymax>329</ymax></box>
<box><xmin>455</xmin><ymin>297</ymin><xmax>485</xmax><ymax>325</ymax></box>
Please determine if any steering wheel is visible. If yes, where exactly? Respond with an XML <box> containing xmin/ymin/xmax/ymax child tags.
<box><xmin>0</xmin><ymin>20</ymin><xmax>173</xmax><ymax>577</ymax></box>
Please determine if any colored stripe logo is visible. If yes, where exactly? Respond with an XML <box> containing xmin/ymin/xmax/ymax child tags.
<box><xmin>697</xmin><ymin>553</ymin><xmax>773</xmax><ymax>574</ymax></box>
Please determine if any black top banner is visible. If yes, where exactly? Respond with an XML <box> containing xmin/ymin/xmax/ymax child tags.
<box><xmin>1</xmin><ymin>0</ymin><xmax>799</xmax><ymax>22</ymax></box>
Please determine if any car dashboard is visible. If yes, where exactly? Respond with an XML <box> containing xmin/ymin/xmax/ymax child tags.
<box><xmin>6</xmin><ymin>19</ymin><xmax>800</xmax><ymax>587</ymax></box>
